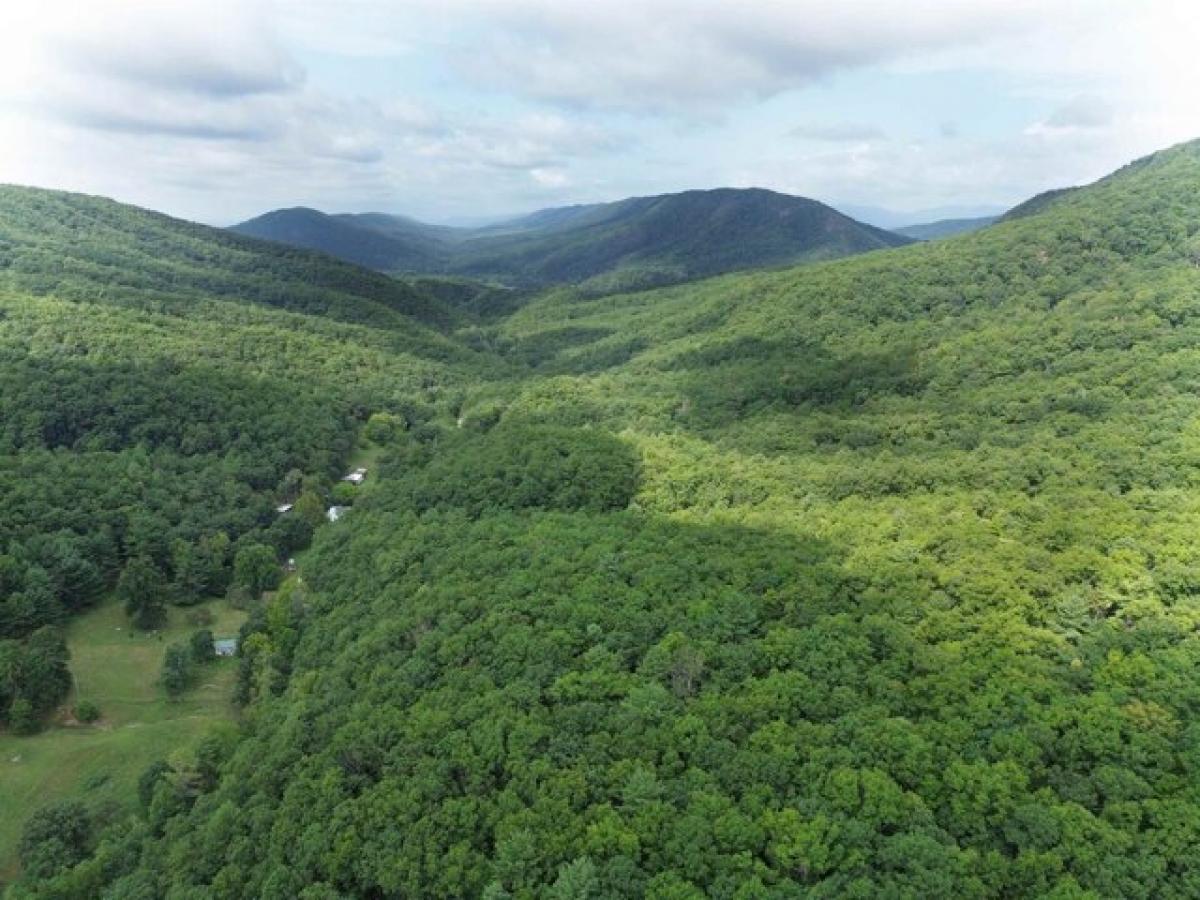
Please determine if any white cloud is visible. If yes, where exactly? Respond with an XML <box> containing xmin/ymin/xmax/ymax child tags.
<box><xmin>1025</xmin><ymin>95</ymin><xmax>1114</xmax><ymax>138</ymax></box>
<box><xmin>58</xmin><ymin>1</ymin><xmax>300</xmax><ymax>97</ymax></box>
<box><xmin>2</xmin><ymin>0</ymin><xmax>302</xmax><ymax>141</ymax></box>
<box><xmin>790</xmin><ymin>122</ymin><xmax>886</xmax><ymax>142</ymax></box>
<box><xmin>530</xmin><ymin>167</ymin><xmax>570</xmax><ymax>188</ymax></box>
<box><xmin>739</xmin><ymin>127</ymin><xmax>1130</xmax><ymax>216</ymax></box>
<box><xmin>418</xmin><ymin>0</ymin><xmax>1075</xmax><ymax>114</ymax></box>
<box><xmin>0</xmin><ymin>0</ymin><xmax>633</xmax><ymax>220</ymax></box>
<box><xmin>1044</xmin><ymin>95</ymin><xmax>1113</xmax><ymax>130</ymax></box>
<box><xmin>0</xmin><ymin>0</ymin><xmax>1196</xmax><ymax>222</ymax></box>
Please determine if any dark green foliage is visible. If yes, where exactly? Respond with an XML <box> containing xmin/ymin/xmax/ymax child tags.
<box><xmin>171</xmin><ymin>533</ymin><xmax>231</xmax><ymax>606</ymax></box>
<box><xmin>160</xmin><ymin>643</ymin><xmax>192</xmax><ymax>699</ymax></box>
<box><xmin>399</xmin><ymin>425</ymin><xmax>640</xmax><ymax>516</ymax></box>
<box><xmin>116</xmin><ymin>556</ymin><xmax>167</xmax><ymax>630</ymax></box>
<box><xmin>397</xmin><ymin>276</ymin><xmax>529</xmax><ymax>321</ymax></box>
<box><xmin>189</xmin><ymin>629</ymin><xmax>215</xmax><ymax>664</ymax></box>
<box><xmin>0</xmin><ymin>627</ymin><xmax>71</xmax><ymax>729</ymax></box>
<box><xmin>233</xmin><ymin>544</ymin><xmax>280</xmax><ymax>597</ymax></box>
<box><xmin>266</xmin><ymin>513</ymin><xmax>315</xmax><ymax>558</ymax></box>
<box><xmin>363</xmin><ymin>411</ymin><xmax>407</xmax><ymax>443</ymax></box>
<box><xmin>18</xmin><ymin>801</ymin><xmax>92</xmax><ymax>880</ymax></box>
<box><xmin>293</xmin><ymin>491</ymin><xmax>327</xmax><ymax>531</ymax></box>
<box><xmin>136</xmin><ymin>760</ymin><xmax>173</xmax><ymax>812</ymax></box>
<box><xmin>6</xmin><ymin>698</ymin><xmax>36</xmax><ymax>735</ymax></box>
<box><xmin>73</xmin><ymin>699</ymin><xmax>100</xmax><ymax>724</ymax></box>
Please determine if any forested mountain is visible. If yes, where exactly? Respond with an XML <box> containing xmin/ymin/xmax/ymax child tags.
<box><xmin>451</xmin><ymin>188</ymin><xmax>912</xmax><ymax>290</ymax></box>
<box><xmin>11</xmin><ymin>138</ymin><xmax>1200</xmax><ymax>898</ymax></box>
<box><xmin>0</xmin><ymin>183</ymin><xmax>497</xmax><ymax>752</ymax></box>
<box><xmin>999</xmin><ymin>186</ymin><xmax>1081</xmax><ymax>222</ymax></box>
<box><xmin>231</xmin><ymin>207</ymin><xmax>449</xmax><ymax>273</ymax></box>
<box><xmin>231</xmin><ymin>188</ymin><xmax>911</xmax><ymax>292</ymax></box>
<box><xmin>894</xmin><ymin>215</ymin><xmax>997</xmax><ymax>240</ymax></box>
<box><xmin>0</xmin><ymin>188</ymin><xmax>467</xmax><ymax>333</ymax></box>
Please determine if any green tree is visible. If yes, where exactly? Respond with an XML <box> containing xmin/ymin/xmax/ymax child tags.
<box><xmin>8</xmin><ymin>696</ymin><xmax>36</xmax><ymax>734</ymax></box>
<box><xmin>189</xmin><ymin>629</ymin><xmax>216</xmax><ymax>664</ymax></box>
<box><xmin>233</xmin><ymin>544</ymin><xmax>280</xmax><ymax>597</ymax></box>
<box><xmin>549</xmin><ymin>857</ymin><xmax>599</xmax><ymax>900</ymax></box>
<box><xmin>197</xmin><ymin>532</ymin><xmax>232</xmax><ymax>596</ymax></box>
<box><xmin>117</xmin><ymin>555</ymin><xmax>167</xmax><ymax>630</ymax></box>
<box><xmin>641</xmin><ymin>632</ymin><xmax>708</xmax><ymax>699</ymax></box>
<box><xmin>294</xmin><ymin>491</ymin><xmax>327</xmax><ymax>531</ymax></box>
<box><xmin>137</xmin><ymin>760</ymin><xmax>174</xmax><ymax>812</ymax></box>
<box><xmin>170</xmin><ymin>539</ymin><xmax>207</xmax><ymax>606</ymax></box>
<box><xmin>364</xmin><ymin>411</ymin><xmax>406</xmax><ymax>443</ymax></box>
<box><xmin>19</xmin><ymin>626</ymin><xmax>72</xmax><ymax>715</ymax></box>
<box><xmin>160</xmin><ymin>643</ymin><xmax>192</xmax><ymax>699</ymax></box>
<box><xmin>19</xmin><ymin>800</ymin><xmax>92</xmax><ymax>880</ymax></box>
<box><xmin>74</xmin><ymin>699</ymin><xmax>101</xmax><ymax>723</ymax></box>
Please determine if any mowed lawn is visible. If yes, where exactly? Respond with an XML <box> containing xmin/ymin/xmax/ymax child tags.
<box><xmin>0</xmin><ymin>598</ymin><xmax>246</xmax><ymax>882</ymax></box>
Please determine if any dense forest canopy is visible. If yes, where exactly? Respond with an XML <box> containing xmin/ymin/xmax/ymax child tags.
<box><xmin>8</xmin><ymin>139</ymin><xmax>1200</xmax><ymax>897</ymax></box>
<box><xmin>0</xmin><ymin>186</ymin><xmax>499</xmax><ymax>732</ymax></box>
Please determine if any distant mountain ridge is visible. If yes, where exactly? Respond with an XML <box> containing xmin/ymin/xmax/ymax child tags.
<box><xmin>839</xmin><ymin>202</ymin><xmax>1005</xmax><ymax>230</ymax></box>
<box><xmin>231</xmin><ymin>187</ymin><xmax>913</xmax><ymax>290</ymax></box>
<box><xmin>230</xmin><ymin>207</ymin><xmax>446</xmax><ymax>272</ymax></box>
<box><xmin>894</xmin><ymin>215</ymin><xmax>998</xmax><ymax>240</ymax></box>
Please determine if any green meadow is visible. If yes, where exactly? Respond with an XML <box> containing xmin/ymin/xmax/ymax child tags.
<box><xmin>0</xmin><ymin>598</ymin><xmax>245</xmax><ymax>882</ymax></box>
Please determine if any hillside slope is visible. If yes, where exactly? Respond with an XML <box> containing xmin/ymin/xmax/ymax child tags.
<box><xmin>27</xmin><ymin>140</ymin><xmax>1200</xmax><ymax>898</ymax></box>
<box><xmin>231</xmin><ymin>187</ymin><xmax>911</xmax><ymax>291</ymax></box>
<box><xmin>232</xmin><ymin>207</ymin><xmax>449</xmax><ymax>273</ymax></box>
<box><xmin>0</xmin><ymin>186</ymin><xmax>501</xmax><ymax>883</ymax></box>
<box><xmin>452</xmin><ymin>188</ymin><xmax>912</xmax><ymax>289</ymax></box>
<box><xmin>999</xmin><ymin>186</ymin><xmax>1080</xmax><ymax>222</ymax></box>
<box><xmin>1</xmin><ymin>187</ymin><xmax>464</xmax><ymax>333</ymax></box>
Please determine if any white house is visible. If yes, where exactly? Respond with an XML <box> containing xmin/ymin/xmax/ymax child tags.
<box><xmin>275</xmin><ymin>502</ymin><xmax>293</xmax><ymax>514</ymax></box>
<box><xmin>327</xmin><ymin>505</ymin><xmax>347</xmax><ymax>523</ymax></box>
<box><xmin>342</xmin><ymin>467</ymin><xmax>368</xmax><ymax>485</ymax></box>
<box><xmin>213</xmin><ymin>638</ymin><xmax>238</xmax><ymax>657</ymax></box>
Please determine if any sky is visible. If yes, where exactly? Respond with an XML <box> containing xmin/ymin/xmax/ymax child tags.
<box><xmin>1</xmin><ymin>0</ymin><xmax>1198</xmax><ymax>226</ymax></box>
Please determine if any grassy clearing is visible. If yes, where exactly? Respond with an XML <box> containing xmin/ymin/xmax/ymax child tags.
<box><xmin>0</xmin><ymin>598</ymin><xmax>246</xmax><ymax>883</ymax></box>
<box><xmin>346</xmin><ymin>437</ymin><xmax>384</xmax><ymax>481</ymax></box>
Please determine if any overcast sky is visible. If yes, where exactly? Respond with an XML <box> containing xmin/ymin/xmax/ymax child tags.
<box><xmin>1</xmin><ymin>0</ymin><xmax>1197</xmax><ymax>225</ymax></box>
